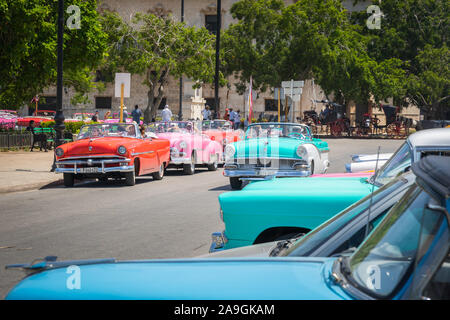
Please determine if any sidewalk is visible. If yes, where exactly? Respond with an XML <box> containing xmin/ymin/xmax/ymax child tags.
<box><xmin>0</xmin><ymin>151</ymin><xmax>62</xmax><ymax>194</ymax></box>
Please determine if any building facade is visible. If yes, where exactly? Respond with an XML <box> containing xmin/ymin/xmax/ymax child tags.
<box><xmin>30</xmin><ymin>0</ymin><xmax>419</xmax><ymax>125</ymax></box>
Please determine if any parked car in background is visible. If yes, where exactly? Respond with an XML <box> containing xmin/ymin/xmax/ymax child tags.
<box><xmin>223</xmin><ymin>122</ymin><xmax>330</xmax><ymax>189</ymax></box>
<box><xmin>54</xmin><ymin>123</ymin><xmax>170</xmax><ymax>186</ymax></box>
<box><xmin>5</xmin><ymin>156</ymin><xmax>449</xmax><ymax>300</ymax></box>
<box><xmin>147</xmin><ymin>121</ymin><xmax>223</xmax><ymax>174</ymax></box>
<box><xmin>201</xmin><ymin>119</ymin><xmax>243</xmax><ymax>155</ymax></box>
<box><xmin>213</xmin><ymin>128</ymin><xmax>450</xmax><ymax>251</ymax></box>
<box><xmin>345</xmin><ymin>153</ymin><xmax>393</xmax><ymax>173</ymax></box>
<box><xmin>16</xmin><ymin>110</ymin><xmax>56</xmax><ymax>127</ymax></box>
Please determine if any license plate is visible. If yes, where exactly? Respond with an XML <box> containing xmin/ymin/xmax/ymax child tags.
<box><xmin>79</xmin><ymin>167</ymin><xmax>98</xmax><ymax>173</ymax></box>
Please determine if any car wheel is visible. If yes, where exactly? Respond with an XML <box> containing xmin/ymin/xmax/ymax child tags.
<box><xmin>183</xmin><ymin>152</ymin><xmax>196</xmax><ymax>175</ymax></box>
<box><xmin>63</xmin><ymin>173</ymin><xmax>75</xmax><ymax>187</ymax></box>
<box><xmin>152</xmin><ymin>163</ymin><xmax>165</xmax><ymax>180</ymax></box>
<box><xmin>124</xmin><ymin>170</ymin><xmax>136</xmax><ymax>186</ymax></box>
<box><xmin>229</xmin><ymin>177</ymin><xmax>243</xmax><ymax>190</ymax></box>
<box><xmin>207</xmin><ymin>154</ymin><xmax>219</xmax><ymax>171</ymax></box>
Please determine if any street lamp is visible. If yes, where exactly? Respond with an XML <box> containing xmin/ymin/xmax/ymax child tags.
<box><xmin>178</xmin><ymin>0</ymin><xmax>184</xmax><ymax>121</ymax></box>
<box><xmin>51</xmin><ymin>0</ymin><xmax>65</xmax><ymax>171</ymax></box>
<box><xmin>214</xmin><ymin>0</ymin><xmax>221</xmax><ymax>116</ymax></box>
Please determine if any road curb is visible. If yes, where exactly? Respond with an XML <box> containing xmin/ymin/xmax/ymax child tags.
<box><xmin>0</xmin><ymin>179</ymin><xmax>64</xmax><ymax>194</ymax></box>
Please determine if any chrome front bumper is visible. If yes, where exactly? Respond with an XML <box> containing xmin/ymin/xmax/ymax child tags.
<box><xmin>209</xmin><ymin>231</ymin><xmax>228</xmax><ymax>253</ymax></box>
<box><xmin>223</xmin><ymin>164</ymin><xmax>311</xmax><ymax>178</ymax></box>
<box><xmin>55</xmin><ymin>157</ymin><xmax>134</xmax><ymax>174</ymax></box>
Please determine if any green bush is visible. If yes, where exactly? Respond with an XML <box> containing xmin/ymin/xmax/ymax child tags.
<box><xmin>41</xmin><ymin>120</ymin><xmax>86</xmax><ymax>134</ymax></box>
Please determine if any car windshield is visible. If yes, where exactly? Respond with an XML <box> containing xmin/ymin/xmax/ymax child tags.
<box><xmin>148</xmin><ymin>121</ymin><xmax>195</xmax><ymax>134</ymax></box>
<box><xmin>245</xmin><ymin>123</ymin><xmax>312</xmax><ymax>140</ymax></box>
<box><xmin>77</xmin><ymin>123</ymin><xmax>138</xmax><ymax>139</ymax></box>
<box><xmin>371</xmin><ymin>142</ymin><xmax>412</xmax><ymax>187</ymax></box>
<box><xmin>281</xmin><ymin>176</ymin><xmax>408</xmax><ymax>257</ymax></box>
<box><xmin>202</xmin><ymin>120</ymin><xmax>231</xmax><ymax>130</ymax></box>
<box><xmin>346</xmin><ymin>184</ymin><xmax>445</xmax><ymax>298</ymax></box>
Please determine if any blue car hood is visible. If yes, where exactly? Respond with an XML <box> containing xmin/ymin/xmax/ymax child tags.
<box><xmin>6</xmin><ymin>257</ymin><xmax>352</xmax><ymax>300</ymax></box>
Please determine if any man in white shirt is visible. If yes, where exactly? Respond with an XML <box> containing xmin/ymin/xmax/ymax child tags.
<box><xmin>161</xmin><ymin>105</ymin><xmax>172</xmax><ymax>122</ymax></box>
<box><xmin>202</xmin><ymin>105</ymin><xmax>211</xmax><ymax>120</ymax></box>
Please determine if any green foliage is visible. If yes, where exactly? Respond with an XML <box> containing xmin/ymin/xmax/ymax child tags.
<box><xmin>0</xmin><ymin>0</ymin><xmax>108</xmax><ymax>109</ymax></box>
<box><xmin>40</xmin><ymin>120</ymin><xmax>85</xmax><ymax>133</ymax></box>
<box><xmin>222</xmin><ymin>0</ymin><xmax>405</xmax><ymax>107</ymax></box>
<box><xmin>350</xmin><ymin>0</ymin><xmax>449</xmax><ymax>118</ymax></box>
<box><xmin>100</xmin><ymin>11</ymin><xmax>219</xmax><ymax>122</ymax></box>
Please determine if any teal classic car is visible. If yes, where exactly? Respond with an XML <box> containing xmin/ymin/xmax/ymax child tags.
<box><xmin>5</xmin><ymin>156</ymin><xmax>449</xmax><ymax>300</ymax></box>
<box><xmin>212</xmin><ymin>128</ymin><xmax>450</xmax><ymax>252</ymax></box>
<box><xmin>223</xmin><ymin>122</ymin><xmax>330</xmax><ymax>189</ymax></box>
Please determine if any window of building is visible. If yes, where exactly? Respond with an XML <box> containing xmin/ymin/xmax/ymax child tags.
<box><xmin>265</xmin><ymin>99</ymin><xmax>279</xmax><ymax>112</ymax></box>
<box><xmin>95</xmin><ymin>97</ymin><xmax>112</xmax><ymax>109</ymax></box>
<box><xmin>205</xmin><ymin>98</ymin><xmax>219</xmax><ymax>111</ymax></box>
<box><xmin>205</xmin><ymin>15</ymin><xmax>218</xmax><ymax>34</ymax></box>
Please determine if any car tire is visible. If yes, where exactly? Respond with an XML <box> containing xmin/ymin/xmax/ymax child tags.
<box><xmin>152</xmin><ymin>163</ymin><xmax>165</xmax><ymax>180</ymax></box>
<box><xmin>124</xmin><ymin>170</ymin><xmax>136</xmax><ymax>186</ymax></box>
<box><xmin>207</xmin><ymin>154</ymin><xmax>219</xmax><ymax>171</ymax></box>
<box><xmin>229</xmin><ymin>177</ymin><xmax>243</xmax><ymax>190</ymax></box>
<box><xmin>183</xmin><ymin>152</ymin><xmax>196</xmax><ymax>175</ymax></box>
<box><xmin>63</xmin><ymin>173</ymin><xmax>75</xmax><ymax>187</ymax></box>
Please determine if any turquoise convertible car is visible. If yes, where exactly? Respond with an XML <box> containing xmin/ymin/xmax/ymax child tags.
<box><xmin>212</xmin><ymin>128</ymin><xmax>450</xmax><ymax>251</ymax></box>
<box><xmin>5</xmin><ymin>156</ymin><xmax>449</xmax><ymax>299</ymax></box>
<box><xmin>223</xmin><ymin>122</ymin><xmax>329</xmax><ymax>189</ymax></box>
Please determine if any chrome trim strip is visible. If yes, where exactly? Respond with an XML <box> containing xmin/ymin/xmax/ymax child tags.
<box><xmin>59</xmin><ymin>155</ymin><xmax>129</xmax><ymax>160</ymax></box>
<box><xmin>131</xmin><ymin>151</ymin><xmax>154</xmax><ymax>156</ymax></box>
<box><xmin>224</xmin><ymin>169</ymin><xmax>310</xmax><ymax>177</ymax></box>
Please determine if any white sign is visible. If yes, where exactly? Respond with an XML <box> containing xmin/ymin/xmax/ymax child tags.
<box><xmin>114</xmin><ymin>73</ymin><xmax>131</xmax><ymax>98</ymax></box>
<box><xmin>292</xmin><ymin>95</ymin><xmax>301</xmax><ymax>102</ymax></box>
<box><xmin>289</xmin><ymin>88</ymin><xmax>303</xmax><ymax>95</ymax></box>
<box><xmin>281</xmin><ymin>80</ymin><xmax>304</xmax><ymax>89</ymax></box>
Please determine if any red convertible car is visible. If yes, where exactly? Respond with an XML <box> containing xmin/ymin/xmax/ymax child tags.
<box><xmin>55</xmin><ymin>123</ymin><xmax>170</xmax><ymax>187</ymax></box>
<box><xmin>202</xmin><ymin>120</ymin><xmax>243</xmax><ymax>153</ymax></box>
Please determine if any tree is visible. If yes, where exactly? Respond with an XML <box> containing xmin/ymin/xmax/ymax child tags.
<box><xmin>350</xmin><ymin>0</ymin><xmax>450</xmax><ymax>118</ymax></box>
<box><xmin>222</xmin><ymin>0</ymin><xmax>405</xmax><ymax>109</ymax></box>
<box><xmin>0</xmin><ymin>0</ymin><xmax>108</xmax><ymax>109</ymax></box>
<box><xmin>100</xmin><ymin>11</ymin><xmax>219</xmax><ymax>123</ymax></box>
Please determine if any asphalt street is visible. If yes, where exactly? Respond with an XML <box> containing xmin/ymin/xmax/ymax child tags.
<box><xmin>0</xmin><ymin>138</ymin><xmax>404</xmax><ymax>298</ymax></box>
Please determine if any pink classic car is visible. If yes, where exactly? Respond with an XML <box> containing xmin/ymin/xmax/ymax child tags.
<box><xmin>148</xmin><ymin>121</ymin><xmax>223</xmax><ymax>174</ymax></box>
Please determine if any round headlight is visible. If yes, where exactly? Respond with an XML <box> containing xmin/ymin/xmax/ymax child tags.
<box><xmin>179</xmin><ymin>141</ymin><xmax>187</xmax><ymax>149</ymax></box>
<box><xmin>225</xmin><ymin>144</ymin><xmax>236</xmax><ymax>158</ymax></box>
<box><xmin>296</xmin><ymin>145</ymin><xmax>307</xmax><ymax>158</ymax></box>
<box><xmin>55</xmin><ymin>147</ymin><xmax>64</xmax><ymax>157</ymax></box>
<box><xmin>118</xmin><ymin>146</ymin><xmax>127</xmax><ymax>155</ymax></box>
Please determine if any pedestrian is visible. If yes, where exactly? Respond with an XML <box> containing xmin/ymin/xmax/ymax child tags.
<box><xmin>139</xmin><ymin>124</ymin><xmax>147</xmax><ymax>138</ymax></box>
<box><xmin>229</xmin><ymin>108</ymin><xmax>236</xmax><ymax>127</ymax></box>
<box><xmin>223</xmin><ymin>108</ymin><xmax>230</xmax><ymax>121</ymax></box>
<box><xmin>91</xmin><ymin>111</ymin><xmax>99</xmax><ymax>122</ymax></box>
<box><xmin>161</xmin><ymin>104</ymin><xmax>172</xmax><ymax>122</ymax></box>
<box><xmin>122</xmin><ymin>106</ymin><xmax>128</xmax><ymax>122</ymax></box>
<box><xmin>131</xmin><ymin>104</ymin><xmax>142</xmax><ymax>124</ymax></box>
<box><xmin>234</xmin><ymin>110</ymin><xmax>241</xmax><ymax>129</ymax></box>
<box><xmin>202</xmin><ymin>105</ymin><xmax>211</xmax><ymax>120</ymax></box>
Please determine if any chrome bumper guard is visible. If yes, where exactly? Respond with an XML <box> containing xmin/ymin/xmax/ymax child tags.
<box><xmin>209</xmin><ymin>231</ymin><xmax>228</xmax><ymax>253</ymax></box>
<box><xmin>55</xmin><ymin>158</ymin><xmax>134</xmax><ymax>174</ymax></box>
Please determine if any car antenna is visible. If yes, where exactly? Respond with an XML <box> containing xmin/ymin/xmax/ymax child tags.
<box><xmin>364</xmin><ymin>146</ymin><xmax>381</xmax><ymax>239</ymax></box>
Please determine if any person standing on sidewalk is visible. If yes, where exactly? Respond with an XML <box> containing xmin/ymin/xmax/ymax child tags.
<box><xmin>161</xmin><ymin>105</ymin><xmax>173</xmax><ymax>122</ymax></box>
<box><xmin>131</xmin><ymin>105</ymin><xmax>142</xmax><ymax>124</ymax></box>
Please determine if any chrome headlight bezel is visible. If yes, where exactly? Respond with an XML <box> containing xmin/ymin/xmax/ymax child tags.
<box><xmin>296</xmin><ymin>145</ymin><xmax>308</xmax><ymax>158</ymax></box>
<box><xmin>118</xmin><ymin>145</ymin><xmax>127</xmax><ymax>155</ymax></box>
<box><xmin>224</xmin><ymin>144</ymin><xmax>236</xmax><ymax>160</ymax></box>
<box><xmin>179</xmin><ymin>141</ymin><xmax>187</xmax><ymax>149</ymax></box>
<box><xmin>55</xmin><ymin>147</ymin><xmax>64</xmax><ymax>157</ymax></box>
